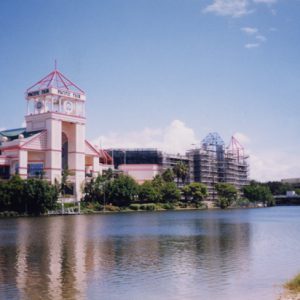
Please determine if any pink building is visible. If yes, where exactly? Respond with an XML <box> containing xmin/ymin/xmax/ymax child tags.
<box><xmin>0</xmin><ymin>68</ymin><xmax>112</xmax><ymax>201</ymax></box>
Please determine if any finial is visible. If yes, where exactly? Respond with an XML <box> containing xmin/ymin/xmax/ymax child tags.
<box><xmin>54</xmin><ymin>59</ymin><xmax>57</xmax><ymax>70</ymax></box>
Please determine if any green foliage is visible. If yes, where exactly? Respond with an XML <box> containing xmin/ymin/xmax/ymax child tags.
<box><xmin>264</xmin><ymin>180</ymin><xmax>293</xmax><ymax>195</ymax></box>
<box><xmin>182</xmin><ymin>182</ymin><xmax>208</xmax><ymax>204</ymax></box>
<box><xmin>60</xmin><ymin>169</ymin><xmax>74</xmax><ymax>196</ymax></box>
<box><xmin>0</xmin><ymin>176</ymin><xmax>58</xmax><ymax>215</ymax></box>
<box><xmin>173</xmin><ymin>162</ymin><xmax>189</xmax><ymax>186</ymax></box>
<box><xmin>138</xmin><ymin>181</ymin><xmax>161</xmax><ymax>203</ymax></box>
<box><xmin>161</xmin><ymin>182</ymin><xmax>181</xmax><ymax>203</ymax></box>
<box><xmin>243</xmin><ymin>181</ymin><xmax>275</xmax><ymax>206</ymax></box>
<box><xmin>23</xmin><ymin>179</ymin><xmax>58</xmax><ymax>214</ymax></box>
<box><xmin>83</xmin><ymin>175</ymin><xmax>107</xmax><ymax>204</ymax></box>
<box><xmin>129</xmin><ymin>203</ymin><xmax>140</xmax><ymax>210</ymax></box>
<box><xmin>215</xmin><ymin>183</ymin><xmax>238</xmax><ymax>209</ymax></box>
<box><xmin>107</xmin><ymin>174</ymin><xmax>139</xmax><ymax>207</ymax></box>
<box><xmin>140</xmin><ymin>203</ymin><xmax>156</xmax><ymax>211</ymax></box>
<box><xmin>161</xmin><ymin>202</ymin><xmax>175</xmax><ymax>210</ymax></box>
<box><xmin>161</xmin><ymin>169</ymin><xmax>175</xmax><ymax>183</ymax></box>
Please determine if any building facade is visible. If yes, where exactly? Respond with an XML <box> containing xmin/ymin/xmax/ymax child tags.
<box><xmin>0</xmin><ymin>68</ymin><xmax>112</xmax><ymax>200</ymax></box>
<box><xmin>106</xmin><ymin>148</ymin><xmax>189</xmax><ymax>184</ymax></box>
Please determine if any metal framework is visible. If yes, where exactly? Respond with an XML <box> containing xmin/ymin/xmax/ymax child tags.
<box><xmin>187</xmin><ymin>133</ymin><xmax>249</xmax><ymax>201</ymax></box>
<box><xmin>26</xmin><ymin>68</ymin><xmax>85</xmax><ymax>95</ymax></box>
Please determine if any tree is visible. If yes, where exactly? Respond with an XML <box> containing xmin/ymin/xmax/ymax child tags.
<box><xmin>23</xmin><ymin>179</ymin><xmax>58</xmax><ymax>214</ymax></box>
<box><xmin>182</xmin><ymin>182</ymin><xmax>208</xmax><ymax>204</ymax></box>
<box><xmin>173</xmin><ymin>162</ymin><xmax>189</xmax><ymax>186</ymax></box>
<box><xmin>138</xmin><ymin>181</ymin><xmax>161</xmax><ymax>203</ymax></box>
<box><xmin>161</xmin><ymin>182</ymin><xmax>181</xmax><ymax>203</ymax></box>
<box><xmin>264</xmin><ymin>181</ymin><xmax>292</xmax><ymax>195</ymax></box>
<box><xmin>60</xmin><ymin>169</ymin><xmax>74</xmax><ymax>196</ymax></box>
<box><xmin>83</xmin><ymin>175</ymin><xmax>107</xmax><ymax>204</ymax></box>
<box><xmin>107</xmin><ymin>174</ymin><xmax>138</xmax><ymax>207</ymax></box>
<box><xmin>0</xmin><ymin>176</ymin><xmax>58</xmax><ymax>215</ymax></box>
<box><xmin>215</xmin><ymin>183</ymin><xmax>238</xmax><ymax>209</ymax></box>
<box><xmin>161</xmin><ymin>169</ymin><xmax>175</xmax><ymax>183</ymax></box>
<box><xmin>243</xmin><ymin>182</ymin><xmax>275</xmax><ymax>206</ymax></box>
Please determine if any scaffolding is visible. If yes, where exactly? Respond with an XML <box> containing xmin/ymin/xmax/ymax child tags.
<box><xmin>187</xmin><ymin>133</ymin><xmax>249</xmax><ymax>201</ymax></box>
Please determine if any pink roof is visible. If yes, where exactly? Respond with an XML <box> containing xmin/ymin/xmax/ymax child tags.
<box><xmin>26</xmin><ymin>69</ymin><xmax>85</xmax><ymax>94</ymax></box>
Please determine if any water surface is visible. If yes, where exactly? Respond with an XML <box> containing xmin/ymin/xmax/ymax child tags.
<box><xmin>0</xmin><ymin>207</ymin><xmax>300</xmax><ymax>300</ymax></box>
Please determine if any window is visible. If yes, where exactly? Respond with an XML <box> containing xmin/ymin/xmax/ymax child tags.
<box><xmin>0</xmin><ymin>166</ymin><xmax>10</xmax><ymax>179</ymax></box>
<box><xmin>28</xmin><ymin>163</ymin><xmax>44</xmax><ymax>178</ymax></box>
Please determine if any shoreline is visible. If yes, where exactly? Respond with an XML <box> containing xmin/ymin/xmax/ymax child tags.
<box><xmin>0</xmin><ymin>203</ymin><xmax>270</xmax><ymax>218</ymax></box>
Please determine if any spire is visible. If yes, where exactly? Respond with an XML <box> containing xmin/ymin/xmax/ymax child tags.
<box><xmin>26</xmin><ymin>66</ymin><xmax>85</xmax><ymax>95</ymax></box>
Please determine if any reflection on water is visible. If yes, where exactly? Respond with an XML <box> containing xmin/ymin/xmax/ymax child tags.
<box><xmin>0</xmin><ymin>208</ymin><xmax>300</xmax><ymax>300</ymax></box>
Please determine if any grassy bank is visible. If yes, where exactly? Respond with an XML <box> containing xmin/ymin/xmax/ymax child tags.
<box><xmin>279</xmin><ymin>273</ymin><xmax>300</xmax><ymax>300</ymax></box>
<box><xmin>285</xmin><ymin>273</ymin><xmax>300</xmax><ymax>294</ymax></box>
<box><xmin>81</xmin><ymin>202</ymin><xmax>209</xmax><ymax>214</ymax></box>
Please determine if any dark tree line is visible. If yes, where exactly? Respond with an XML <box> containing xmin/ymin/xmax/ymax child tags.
<box><xmin>0</xmin><ymin>175</ymin><xmax>58</xmax><ymax>215</ymax></box>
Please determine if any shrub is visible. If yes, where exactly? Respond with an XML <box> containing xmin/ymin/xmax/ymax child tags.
<box><xmin>129</xmin><ymin>204</ymin><xmax>140</xmax><ymax>211</ymax></box>
<box><xmin>285</xmin><ymin>273</ymin><xmax>300</xmax><ymax>293</ymax></box>
<box><xmin>104</xmin><ymin>205</ymin><xmax>120</xmax><ymax>212</ymax></box>
<box><xmin>140</xmin><ymin>203</ymin><xmax>156</xmax><ymax>211</ymax></box>
<box><xmin>162</xmin><ymin>203</ymin><xmax>175</xmax><ymax>210</ymax></box>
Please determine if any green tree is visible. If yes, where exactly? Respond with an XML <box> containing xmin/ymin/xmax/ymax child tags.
<box><xmin>60</xmin><ymin>169</ymin><xmax>74</xmax><ymax>196</ymax></box>
<box><xmin>173</xmin><ymin>162</ymin><xmax>189</xmax><ymax>186</ymax></box>
<box><xmin>138</xmin><ymin>181</ymin><xmax>161</xmax><ymax>203</ymax></box>
<box><xmin>161</xmin><ymin>182</ymin><xmax>181</xmax><ymax>203</ymax></box>
<box><xmin>182</xmin><ymin>182</ymin><xmax>208</xmax><ymax>204</ymax></box>
<box><xmin>264</xmin><ymin>181</ymin><xmax>292</xmax><ymax>195</ymax></box>
<box><xmin>107</xmin><ymin>174</ymin><xmax>138</xmax><ymax>207</ymax></box>
<box><xmin>161</xmin><ymin>169</ymin><xmax>175</xmax><ymax>183</ymax></box>
<box><xmin>23</xmin><ymin>179</ymin><xmax>58</xmax><ymax>214</ymax></box>
<box><xmin>6</xmin><ymin>175</ymin><xmax>25</xmax><ymax>212</ymax></box>
<box><xmin>152</xmin><ymin>174</ymin><xmax>164</xmax><ymax>189</ymax></box>
<box><xmin>83</xmin><ymin>175</ymin><xmax>107</xmax><ymax>204</ymax></box>
<box><xmin>243</xmin><ymin>181</ymin><xmax>275</xmax><ymax>206</ymax></box>
<box><xmin>215</xmin><ymin>183</ymin><xmax>238</xmax><ymax>209</ymax></box>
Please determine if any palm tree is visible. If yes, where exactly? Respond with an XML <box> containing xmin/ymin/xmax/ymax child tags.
<box><xmin>173</xmin><ymin>162</ymin><xmax>189</xmax><ymax>187</ymax></box>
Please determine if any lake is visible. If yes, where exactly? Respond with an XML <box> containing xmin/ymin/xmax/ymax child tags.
<box><xmin>0</xmin><ymin>206</ymin><xmax>300</xmax><ymax>300</ymax></box>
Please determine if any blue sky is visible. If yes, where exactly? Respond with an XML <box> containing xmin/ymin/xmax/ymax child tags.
<box><xmin>0</xmin><ymin>0</ymin><xmax>299</xmax><ymax>181</ymax></box>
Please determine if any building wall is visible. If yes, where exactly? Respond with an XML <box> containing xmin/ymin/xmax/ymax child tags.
<box><xmin>119</xmin><ymin>164</ymin><xmax>162</xmax><ymax>184</ymax></box>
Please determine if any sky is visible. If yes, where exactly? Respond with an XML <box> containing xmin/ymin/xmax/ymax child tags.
<box><xmin>0</xmin><ymin>0</ymin><xmax>299</xmax><ymax>181</ymax></box>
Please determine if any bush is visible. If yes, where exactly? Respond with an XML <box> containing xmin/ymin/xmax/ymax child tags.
<box><xmin>129</xmin><ymin>204</ymin><xmax>140</xmax><ymax>211</ymax></box>
<box><xmin>104</xmin><ymin>205</ymin><xmax>120</xmax><ymax>212</ymax></box>
<box><xmin>140</xmin><ymin>203</ymin><xmax>156</xmax><ymax>211</ymax></box>
<box><xmin>161</xmin><ymin>203</ymin><xmax>175</xmax><ymax>210</ymax></box>
<box><xmin>161</xmin><ymin>182</ymin><xmax>181</xmax><ymax>203</ymax></box>
<box><xmin>285</xmin><ymin>273</ymin><xmax>300</xmax><ymax>293</ymax></box>
<box><xmin>107</xmin><ymin>175</ymin><xmax>139</xmax><ymax>207</ymax></box>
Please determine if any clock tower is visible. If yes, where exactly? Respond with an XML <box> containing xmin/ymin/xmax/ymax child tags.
<box><xmin>25</xmin><ymin>68</ymin><xmax>87</xmax><ymax>200</ymax></box>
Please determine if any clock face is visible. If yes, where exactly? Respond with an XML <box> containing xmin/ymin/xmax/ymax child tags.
<box><xmin>36</xmin><ymin>101</ymin><xmax>43</xmax><ymax>110</ymax></box>
<box><xmin>64</xmin><ymin>101</ymin><xmax>73</xmax><ymax>114</ymax></box>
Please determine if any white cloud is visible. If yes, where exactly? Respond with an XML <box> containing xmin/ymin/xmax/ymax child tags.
<box><xmin>231</xmin><ymin>132</ymin><xmax>300</xmax><ymax>182</ymax></box>
<box><xmin>241</xmin><ymin>27</ymin><xmax>258</xmax><ymax>35</ymax></box>
<box><xmin>93</xmin><ymin>120</ymin><xmax>199</xmax><ymax>155</ymax></box>
<box><xmin>253</xmin><ymin>0</ymin><xmax>277</xmax><ymax>3</ymax></box>
<box><xmin>233</xmin><ymin>132</ymin><xmax>251</xmax><ymax>145</ymax></box>
<box><xmin>245</xmin><ymin>43</ymin><xmax>260</xmax><ymax>48</ymax></box>
<box><xmin>203</xmin><ymin>0</ymin><xmax>251</xmax><ymax>18</ymax></box>
<box><xmin>249</xmin><ymin>150</ymin><xmax>300</xmax><ymax>182</ymax></box>
<box><xmin>0</xmin><ymin>127</ymin><xmax>5</xmax><ymax>132</ymax></box>
<box><xmin>256</xmin><ymin>35</ymin><xmax>266</xmax><ymax>42</ymax></box>
<box><xmin>204</xmin><ymin>0</ymin><xmax>278</xmax><ymax>18</ymax></box>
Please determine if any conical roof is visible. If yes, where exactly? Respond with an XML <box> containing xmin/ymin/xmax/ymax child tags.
<box><xmin>26</xmin><ymin>69</ymin><xmax>85</xmax><ymax>95</ymax></box>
